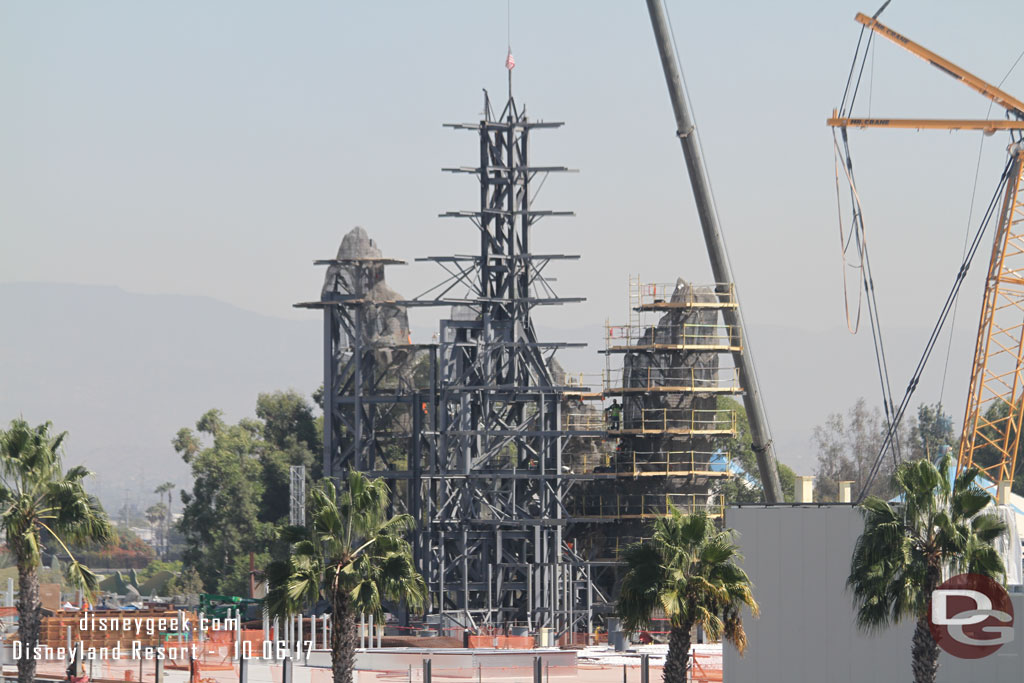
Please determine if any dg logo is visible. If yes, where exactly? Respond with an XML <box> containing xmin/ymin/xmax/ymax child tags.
<box><xmin>928</xmin><ymin>573</ymin><xmax>1015</xmax><ymax>659</ymax></box>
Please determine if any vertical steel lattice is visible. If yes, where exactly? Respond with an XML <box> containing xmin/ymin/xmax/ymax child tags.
<box><xmin>289</xmin><ymin>465</ymin><xmax>306</xmax><ymax>527</ymax></box>
<box><xmin>959</xmin><ymin>149</ymin><xmax>1024</xmax><ymax>493</ymax></box>
<box><xmin>297</xmin><ymin>247</ymin><xmax>433</xmax><ymax>571</ymax></box>
<box><xmin>300</xmin><ymin>91</ymin><xmax>596</xmax><ymax>637</ymax></box>
<box><xmin>423</xmin><ymin>91</ymin><xmax>586</xmax><ymax>635</ymax></box>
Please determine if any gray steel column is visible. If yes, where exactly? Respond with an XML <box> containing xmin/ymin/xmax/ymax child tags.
<box><xmin>322</xmin><ymin>311</ymin><xmax>334</xmax><ymax>479</ymax></box>
<box><xmin>645</xmin><ymin>0</ymin><xmax>783</xmax><ymax>503</ymax></box>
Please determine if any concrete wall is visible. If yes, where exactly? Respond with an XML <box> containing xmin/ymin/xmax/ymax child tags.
<box><xmin>724</xmin><ymin>506</ymin><xmax>1023</xmax><ymax>683</ymax></box>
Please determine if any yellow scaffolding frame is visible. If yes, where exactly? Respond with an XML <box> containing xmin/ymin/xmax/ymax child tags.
<box><xmin>609</xmin><ymin>407</ymin><xmax>737</xmax><ymax>436</ymax></box>
<box><xmin>605</xmin><ymin>322</ymin><xmax>742</xmax><ymax>353</ymax></box>
<box><xmin>569</xmin><ymin>493</ymin><xmax>725</xmax><ymax>519</ymax></box>
<box><xmin>572</xmin><ymin>449</ymin><xmax>733</xmax><ymax>478</ymax></box>
<box><xmin>636</xmin><ymin>280</ymin><xmax>738</xmax><ymax>311</ymax></box>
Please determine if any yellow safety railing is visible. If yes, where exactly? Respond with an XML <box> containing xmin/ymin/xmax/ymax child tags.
<box><xmin>565</xmin><ymin>412</ymin><xmax>606</xmax><ymax>431</ymax></box>
<box><xmin>583</xmin><ymin>535</ymin><xmax>650</xmax><ymax>560</ymax></box>
<box><xmin>636</xmin><ymin>281</ymin><xmax>736</xmax><ymax>309</ymax></box>
<box><xmin>604</xmin><ymin>366</ymin><xmax>741</xmax><ymax>393</ymax></box>
<box><xmin>572</xmin><ymin>450</ymin><xmax>732</xmax><ymax>477</ymax></box>
<box><xmin>568</xmin><ymin>409</ymin><xmax>737</xmax><ymax>435</ymax></box>
<box><xmin>562</xmin><ymin>373</ymin><xmax>604</xmax><ymax>390</ymax></box>
<box><xmin>622</xmin><ymin>408</ymin><xmax>737</xmax><ymax>434</ymax></box>
<box><xmin>604</xmin><ymin>322</ymin><xmax>741</xmax><ymax>350</ymax></box>
<box><xmin>681</xmin><ymin>323</ymin><xmax>741</xmax><ymax>350</ymax></box>
<box><xmin>569</xmin><ymin>493</ymin><xmax>725</xmax><ymax>519</ymax></box>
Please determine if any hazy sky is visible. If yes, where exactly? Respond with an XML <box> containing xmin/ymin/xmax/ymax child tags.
<box><xmin>4</xmin><ymin>0</ymin><xmax>1024</xmax><ymax>472</ymax></box>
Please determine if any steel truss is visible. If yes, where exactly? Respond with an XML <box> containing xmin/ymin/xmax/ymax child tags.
<box><xmin>300</xmin><ymin>90</ymin><xmax>602</xmax><ymax>639</ymax></box>
<box><xmin>419</xmin><ymin>91</ymin><xmax>597</xmax><ymax>636</ymax></box>
<box><xmin>296</xmin><ymin>255</ymin><xmax>435</xmax><ymax>566</ymax></box>
<box><xmin>959</xmin><ymin>148</ymin><xmax>1024</xmax><ymax>492</ymax></box>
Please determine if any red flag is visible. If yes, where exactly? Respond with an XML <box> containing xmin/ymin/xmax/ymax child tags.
<box><xmin>505</xmin><ymin>49</ymin><xmax>515</xmax><ymax>70</ymax></box>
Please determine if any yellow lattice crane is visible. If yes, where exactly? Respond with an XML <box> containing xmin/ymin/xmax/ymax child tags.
<box><xmin>828</xmin><ymin>11</ymin><xmax>1024</xmax><ymax>496</ymax></box>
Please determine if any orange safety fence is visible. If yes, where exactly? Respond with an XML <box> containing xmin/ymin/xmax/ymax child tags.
<box><xmin>690</xmin><ymin>652</ymin><xmax>723</xmax><ymax>683</ymax></box>
<box><xmin>33</xmin><ymin>656</ymin><xmax>238</xmax><ymax>683</ymax></box>
<box><xmin>465</xmin><ymin>635</ymin><xmax>534</xmax><ymax>649</ymax></box>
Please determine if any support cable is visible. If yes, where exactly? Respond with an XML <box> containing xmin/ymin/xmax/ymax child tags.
<box><xmin>832</xmin><ymin>136</ymin><xmax>864</xmax><ymax>333</ymax></box>
<box><xmin>939</xmin><ymin>45</ymin><xmax>1024</xmax><ymax>405</ymax></box>
<box><xmin>856</xmin><ymin>159</ymin><xmax>1014</xmax><ymax>503</ymax></box>
<box><xmin>835</xmin><ymin>12</ymin><xmax>905</xmax><ymax>469</ymax></box>
<box><xmin>836</xmin><ymin>128</ymin><xmax>904</xmax><ymax>468</ymax></box>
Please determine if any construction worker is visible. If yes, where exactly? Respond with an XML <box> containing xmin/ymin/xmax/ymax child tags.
<box><xmin>605</xmin><ymin>399</ymin><xmax>621</xmax><ymax>431</ymax></box>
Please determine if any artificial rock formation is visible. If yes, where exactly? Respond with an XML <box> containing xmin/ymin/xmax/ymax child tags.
<box><xmin>322</xmin><ymin>226</ymin><xmax>410</xmax><ymax>347</ymax></box>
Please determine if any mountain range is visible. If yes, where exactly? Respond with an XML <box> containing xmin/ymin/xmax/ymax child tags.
<box><xmin>1</xmin><ymin>282</ymin><xmax>975</xmax><ymax>512</ymax></box>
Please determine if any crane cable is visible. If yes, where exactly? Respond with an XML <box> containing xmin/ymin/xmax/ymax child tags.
<box><xmin>855</xmin><ymin>160</ymin><xmax>1014</xmax><ymax>503</ymax></box>
<box><xmin>832</xmin><ymin>135</ymin><xmax>864</xmax><ymax>334</ymax></box>
<box><xmin>835</xmin><ymin>23</ymin><xmax>905</xmax><ymax>471</ymax></box>
<box><xmin>939</xmin><ymin>45</ymin><xmax>1024</xmax><ymax>405</ymax></box>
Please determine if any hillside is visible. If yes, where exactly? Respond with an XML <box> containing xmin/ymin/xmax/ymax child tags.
<box><xmin>0</xmin><ymin>282</ymin><xmax>321</xmax><ymax>511</ymax></box>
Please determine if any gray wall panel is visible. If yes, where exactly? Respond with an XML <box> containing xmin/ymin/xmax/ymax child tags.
<box><xmin>724</xmin><ymin>506</ymin><xmax>1022</xmax><ymax>683</ymax></box>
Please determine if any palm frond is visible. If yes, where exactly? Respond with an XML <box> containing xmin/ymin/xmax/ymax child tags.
<box><xmin>849</xmin><ymin>452</ymin><xmax>1007</xmax><ymax>635</ymax></box>
<box><xmin>616</xmin><ymin>509</ymin><xmax>758</xmax><ymax>641</ymax></box>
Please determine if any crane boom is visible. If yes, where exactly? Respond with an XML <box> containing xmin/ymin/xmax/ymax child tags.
<box><xmin>854</xmin><ymin>12</ymin><xmax>1024</xmax><ymax>118</ymax></box>
<box><xmin>646</xmin><ymin>0</ymin><xmax>784</xmax><ymax>503</ymax></box>
<box><xmin>828</xmin><ymin>115</ymin><xmax>1024</xmax><ymax>131</ymax></box>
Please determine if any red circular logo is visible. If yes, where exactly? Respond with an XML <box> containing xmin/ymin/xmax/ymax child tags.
<box><xmin>928</xmin><ymin>573</ymin><xmax>1014</xmax><ymax>659</ymax></box>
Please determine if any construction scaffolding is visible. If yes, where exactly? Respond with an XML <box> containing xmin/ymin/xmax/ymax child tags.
<box><xmin>566</xmin><ymin>277</ymin><xmax>738</xmax><ymax>596</ymax></box>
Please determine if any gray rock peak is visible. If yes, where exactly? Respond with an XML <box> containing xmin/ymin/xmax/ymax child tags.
<box><xmin>336</xmin><ymin>225</ymin><xmax>383</xmax><ymax>261</ymax></box>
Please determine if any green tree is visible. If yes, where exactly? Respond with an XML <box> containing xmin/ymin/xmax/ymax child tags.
<box><xmin>176</xmin><ymin>391</ymin><xmax>321</xmax><ymax>595</ymax></box>
<box><xmin>617</xmin><ymin>510</ymin><xmax>758</xmax><ymax>683</ymax></box>
<box><xmin>70</xmin><ymin>526</ymin><xmax>155</xmax><ymax>569</ymax></box>
<box><xmin>267</xmin><ymin>473</ymin><xmax>426</xmax><ymax>683</ymax></box>
<box><xmin>848</xmin><ymin>453</ymin><xmax>1006</xmax><ymax>683</ymax></box>
<box><xmin>167</xmin><ymin>566</ymin><xmax>205</xmax><ymax>596</ymax></box>
<box><xmin>910</xmin><ymin>403</ymin><xmax>955</xmax><ymax>460</ymax></box>
<box><xmin>176</xmin><ymin>414</ymin><xmax>271</xmax><ymax>594</ymax></box>
<box><xmin>716</xmin><ymin>397</ymin><xmax>795</xmax><ymax>502</ymax></box>
<box><xmin>813</xmin><ymin>397</ymin><xmax>920</xmax><ymax>502</ymax></box>
<box><xmin>257</xmin><ymin>391</ymin><xmax>320</xmax><ymax>460</ymax></box>
<box><xmin>0</xmin><ymin>419</ymin><xmax>113</xmax><ymax>683</ymax></box>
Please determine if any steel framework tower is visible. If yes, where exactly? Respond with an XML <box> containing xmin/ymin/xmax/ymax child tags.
<box><xmin>419</xmin><ymin>90</ymin><xmax>594</xmax><ymax>634</ymax></box>
<box><xmin>296</xmin><ymin>240</ymin><xmax>435</xmax><ymax>564</ymax></box>
<box><xmin>301</xmin><ymin>90</ymin><xmax>602</xmax><ymax>636</ymax></box>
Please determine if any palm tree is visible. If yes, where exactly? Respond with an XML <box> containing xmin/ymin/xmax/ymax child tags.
<box><xmin>617</xmin><ymin>510</ymin><xmax>758</xmax><ymax>683</ymax></box>
<box><xmin>848</xmin><ymin>453</ymin><xmax>1007</xmax><ymax>683</ymax></box>
<box><xmin>155</xmin><ymin>481</ymin><xmax>175</xmax><ymax>557</ymax></box>
<box><xmin>0</xmin><ymin>419</ymin><xmax>112</xmax><ymax>683</ymax></box>
<box><xmin>145</xmin><ymin>503</ymin><xmax>168</xmax><ymax>555</ymax></box>
<box><xmin>267</xmin><ymin>472</ymin><xmax>426</xmax><ymax>683</ymax></box>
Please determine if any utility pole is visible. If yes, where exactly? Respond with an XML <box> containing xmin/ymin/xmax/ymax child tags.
<box><xmin>645</xmin><ymin>0</ymin><xmax>784</xmax><ymax>503</ymax></box>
